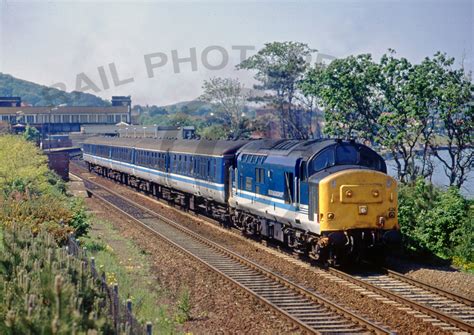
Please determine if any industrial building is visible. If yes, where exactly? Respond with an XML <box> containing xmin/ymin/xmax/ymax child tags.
<box><xmin>0</xmin><ymin>96</ymin><xmax>131</xmax><ymax>134</ymax></box>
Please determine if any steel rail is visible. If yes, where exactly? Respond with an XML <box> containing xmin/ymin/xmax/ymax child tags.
<box><xmin>384</xmin><ymin>268</ymin><xmax>474</xmax><ymax>307</ymax></box>
<box><xmin>328</xmin><ymin>268</ymin><xmax>474</xmax><ymax>333</ymax></box>
<box><xmin>74</xmin><ymin>173</ymin><xmax>391</xmax><ymax>334</ymax></box>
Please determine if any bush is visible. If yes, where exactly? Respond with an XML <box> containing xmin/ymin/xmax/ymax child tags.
<box><xmin>398</xmin><ymin>178</ymin><xmax>472</xmax><ymax>265</ymax></box>
<box><xmin>0</xmin><ymin>135</ymin><xmax>90</xmax><ymax>240</ymax></box>
<box><xmin>0</xmin><ymin>226</ymin><xmax>114</xmax><ymax>334</ymax></box>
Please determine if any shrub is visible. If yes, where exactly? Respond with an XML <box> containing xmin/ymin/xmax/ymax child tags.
<box><xmin>0</xmin><ymin>135</ymin><xmax>89</xmax><ymax>240</ymax></box>
<box><xmin>0</xmin><ymin>226</ymin><xmax>114</xmax><ymax>334</ymax></box>
<box><xmin>398</xmin><ymin>178</ymin><xmax>472</xmax><ymax>265</ymax></box>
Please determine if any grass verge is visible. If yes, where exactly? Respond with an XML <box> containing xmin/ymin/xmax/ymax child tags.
<box><xmin>79</xmin><ymin>219</ymin><xmax>183</xmax><ymax>334</ymax></box>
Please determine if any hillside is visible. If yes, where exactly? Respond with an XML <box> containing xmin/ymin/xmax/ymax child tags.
<box><xmin>0</xmin><ymin>73</ymin><xmax>109</xmax><ymax>106</ymax></box>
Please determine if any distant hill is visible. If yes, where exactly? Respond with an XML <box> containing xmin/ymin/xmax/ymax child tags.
<box><xmin>161</xmin><ymin>100</ymin><xmax>213</xmax><ymax>116</ymax></box>
<box><xmin>0</xmin><ymin>73</ymin><xmax>109</xmax><ymax>106</ymax></box>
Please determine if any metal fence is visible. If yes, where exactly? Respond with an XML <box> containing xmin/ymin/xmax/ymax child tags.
<box><xmin>67</xmin><ymin>236</ymin><xmax>152</xmax><ymax>335</ymax></box>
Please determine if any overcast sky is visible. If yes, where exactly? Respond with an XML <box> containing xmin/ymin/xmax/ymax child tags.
<box><xmin>0</xmin><ymin>0</ymin><xmax>472</xmax><ymax>106</ymax></box>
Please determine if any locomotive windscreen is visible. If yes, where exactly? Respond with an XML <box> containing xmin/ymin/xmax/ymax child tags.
<box><xmin>307</xmin><ymin>143</ymin><xmax>386</xmax><ymax>176</ymax></box>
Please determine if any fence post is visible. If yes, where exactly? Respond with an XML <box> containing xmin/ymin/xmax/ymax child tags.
<box><xmin>90</xmin><ymin>257</ymin><xmax>95</xmax><ymax>274</ymax></box>
<box><xmin>113</xmin><ymin>284</ymin><xmax>119</xmax><ymax>331</ymax></box>
<box><xmin>146</xmin><ymin>321</ymin><xmax>153</xmax><ymax>335</ymax></box>
<box><xmin>126</xmin><ymin>299</ymin><xmax>133</xmax><ymax>328</ymax></box>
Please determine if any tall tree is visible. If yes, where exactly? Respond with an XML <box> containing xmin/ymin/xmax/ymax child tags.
<box><xmin>302</xmin><ymin>54</ymin><xmax>381</xmax><ymax>141</ymax></box>
<box><xmin>199</xmin><ymin>77</ymin><xmax>250</xmax><ymax>139</ymax></box>
<box><xmin>301</xmin><ymin>50</ymin><xmax>473</xmax><ymax>185</ymax></box>
<box><xmin>376</xmin><ymin>52</ymin><xmax>431</xmax><ymax>183</ymax></box>
<box><xmin>428</xmin><ymin>53</ymin><xmax>473</xmax><ymax>187</ymax></box>
<box><xmin>237</xmin><ymin>41</ymin><xmax>315</xmax><ymax>139</ymax></box>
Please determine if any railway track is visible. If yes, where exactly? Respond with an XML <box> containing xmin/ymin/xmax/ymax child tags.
<box><xmin>71</xmin><ymin>161</ymin><xmax>474</xmax><ymax>333</ymax></box>
<box><xmin>327</xmin><ymin>268</ymin><xmax>474</xmax><ymax>333</ymax></box>
<box><xmin>74</xmin><ymin>172</ymin><xmax>390</xmax><ymax>334</ymax></box>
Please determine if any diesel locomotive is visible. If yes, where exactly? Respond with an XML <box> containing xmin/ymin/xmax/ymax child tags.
<box><xmin>83</xmin><ymin>136</ymin><xmax>400</xmax><ymax>265</ymax></box>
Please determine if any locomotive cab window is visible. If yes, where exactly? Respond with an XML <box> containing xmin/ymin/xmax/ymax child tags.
<box><xmin>335</xmin><ymin>144</ymin><xmax>358</xmax><ymax>165</ymax></box>
<box><xmin>309</xmin><ymin>148</ymin><xmax>335</xmax><ymax>174</ymax></box>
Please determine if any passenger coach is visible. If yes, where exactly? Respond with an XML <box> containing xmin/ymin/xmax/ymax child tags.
<box><xmin>83</xmin><ymin>137</ymin><xmax>248</xmax><ymax>215</ymax></box>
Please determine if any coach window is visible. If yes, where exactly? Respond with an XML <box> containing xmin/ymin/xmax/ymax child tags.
<box><xmin>207</xmin><ymin>160</ymin><xmax>211</xmax><ymax>180</ymax></box>
<box><xmin>213</xmin><ymin>159</ymin><xmax>217</xmax><ymax>180</ymax></box>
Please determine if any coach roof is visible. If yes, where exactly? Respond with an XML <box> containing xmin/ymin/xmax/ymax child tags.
<box><xmin>84</xmin><ymin>136</ymin><xmax>249</xmax><ymax>156</ymax></box>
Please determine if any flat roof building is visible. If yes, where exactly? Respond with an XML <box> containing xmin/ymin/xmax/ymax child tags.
<box><xmin>0</xmin><ymin>96</ymin><xmax>131</xmax><ymax>134</ymax></box>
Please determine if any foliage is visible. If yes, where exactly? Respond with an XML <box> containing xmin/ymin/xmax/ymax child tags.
<box><xmin>68</xmin><ymin>199</ymin><xmax>90</xmax><ymax>238</ymax></box>
<box><xmin>301</xmin><ymin>50</ymin><xmax>473</xmax><ymax>186</ymax></box>
<box><xmin>0</xmin><ymin>226</ymin><xmax>114</xmax><ymax>334</ymax></box>
<box><xmin>398</xmin><ymin>179</ymin><xmax>472</xmax><ymax>265</ymax></box>
<box><xmin>198</xmin><ymin>124</ymin><xmax>229</xmax><ymax>140</ymax></box>
<box><xmin>426</xmin><ymin>53</ymin><xmax>473</xmax><ymax>187</ymax></box>
<box><xmin>0</xmin><ymin>135</ymin><xmax>90</xmax><ymax>240</ymax></box>
<box><xmin>0</xmin><ymin>73</ymin><xmax>109</xmax><ymax>107</ymax></box>
<box><xmin>200</xmin><ymin>77</ymin><xmax>251</xmax><ymax>139</ymax></box>
<box><xmin>238</xmin><ymin>41</ymin><xmax>315</xmax><ymax>139</ymax></box>
<box><xmin>22</xmin><ymin>126</ymin><xmax>40</xmax><ymax>142</ymax></box>
<box><xmin>175</xmin><ymin>288</ymin><xmax>191</xmax><ymax>324</ymax></box>
<box><xmin>451</xmin><ymin>206</ymin><xmax>474</xmax><ymax>271</ymax></box>
<box><xmin>302</xmin><ymin>54</ymin><xmax>380</xmax><ymax>140</ymax></box>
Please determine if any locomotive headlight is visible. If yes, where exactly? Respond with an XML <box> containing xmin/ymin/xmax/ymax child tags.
<box><xmin>345</xmin><ymin>190</ymin><xmax>353</xmax><ymax>198</ymax></box>
<box><xmin>358</xmin><ymin>206</ymin><xmax>368</xmax><ymax>215</ymax></box>
<box><xmin>388</xmin><ymin>208</ymin><xmax>396</xmax><ymax>218</ymax></box>
<box><xmin>327</xmin><ymin>212</ymin><xmax>335</xmax><ymax>220</ymax></box>
<box><xmin>372</xmin><ymin>190</ymin><xmax>379</xmax><ymax>197</ymax></box>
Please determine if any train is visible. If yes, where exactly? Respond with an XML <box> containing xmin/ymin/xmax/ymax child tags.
<box><xmin>82</xmin><ymin>136</ymin><xmax>401</xmax><ymax>265</ymax></box>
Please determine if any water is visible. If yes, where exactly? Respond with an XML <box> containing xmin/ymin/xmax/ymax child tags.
<box><xmin>386</xmin><ymin>151</ymin><xmax>473</xmax><ymax>198</ymax></box>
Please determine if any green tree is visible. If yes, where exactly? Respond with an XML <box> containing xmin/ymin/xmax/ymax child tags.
<box><xmin>426</xmin><ymin>53</ymin><xmax>473</xmax><ymax>187</ymax></box>
<box><xmin>302</xmin><ymin>50</ymin><xmax>473</xmax><ymax>185</ymax></box>
<box><xmin>238</xmin><ymin>41</ymin><xmax>315</xmax><ymax>139</ymax></box>
<box><xmin>200</xmin><ymin>77</ymin><xmax>250</xmax><ymax>139</ymax></box>
<box><xmin>302</xmin><ymin>54</ymin><xmax>380</xmax><ymax>140</ymax></box>
<box><xmin>22</xmin><ymin>126</ymin><xmax>40</xmax><ymax>142</ymax></box>
<box><xmin>198</xmin><ymin>124</ymin><xmax>228</xmax><ymax>140</ymax></box>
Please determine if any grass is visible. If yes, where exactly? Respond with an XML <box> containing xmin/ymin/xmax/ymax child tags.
<box><xmin>78</xmin><ymin>219</ymin><xmax>182</xmax><ymax>334</ymax></box>
<box><xmin>0</xmin><ymin>228</ymin><xmax>3</xmax><ymax>253</ymax></box>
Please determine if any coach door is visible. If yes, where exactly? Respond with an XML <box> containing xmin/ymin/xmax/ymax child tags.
<box><xmin>224</xmin><ymin>159</ymin><xmax>232</xmax><ymax>201</ymax></box>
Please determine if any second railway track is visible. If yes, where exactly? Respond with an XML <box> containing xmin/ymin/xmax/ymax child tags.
<box><xmin>327</xmin><ymin>267</ymin><xmax>474</xmax><ymax>333</ymax></box>
<box><xmin>75</xmin><ymin>172</ymin><xmax>390</xmax><ymax>334</ymax></box>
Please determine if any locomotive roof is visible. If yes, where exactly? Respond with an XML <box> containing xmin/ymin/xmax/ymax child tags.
<box><xmin>84</xmin><ymin>136</ymin><xmax>249</xmax><ymax>156</ymax></box>
<box><xmin>238</xmin><ymin>139</ymin><xmax>344</xmax><ymax>160</ymax></box>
